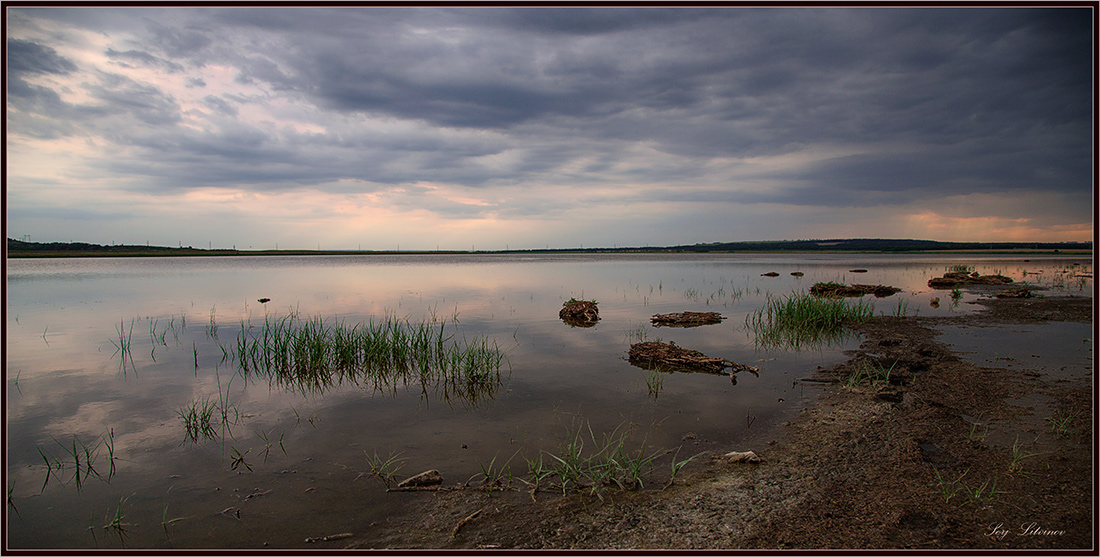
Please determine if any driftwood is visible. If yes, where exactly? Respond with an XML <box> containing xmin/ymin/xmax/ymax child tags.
<box><xmin>810</xmin><ymin>283</ymin><xmax>901</xmax><ymax>298</ymax></box>
<box><xmin>628</xmin><ymin>341</ymin><xmax>759</xmax><ymax>377</ymax></box>
<box><xmin>559</xmin><ymin>300</ymin><xmax>600</xmax><ymax>325</ymax></box>
<box><xmin>996</xmin><ymin>288</ymin><xmax>1032</xmax><ymax>299</ymax></box>
<box><xmin>397</xmin><ymin>470</ymin><xmax>443</xmax><ymax>489</ymax></box>
<box><xmin>305</xmin><ymin>533</ymin><xmax>353</xmax><ymax>543</ymax></box>
<box><xmin>388</xmin><ymin>483</ymin><xmax>517</xmax><ymax>493</ymax></box>
<box><xmin>452</xmin><ymin>509</ymin><xmax>482</xmax><ymax>538</ymax></box>
<box><xmin>651</xmin><ymin>311</ymin><xmax>725</xmax><ymax>327</ymax></box>
<box><xmin>928</xmin><ymin>271</ymin><xmax>1014</xmax><ymax>289</ymax></box>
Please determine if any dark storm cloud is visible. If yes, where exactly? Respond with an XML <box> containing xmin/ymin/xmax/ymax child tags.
<box><xmin>7</xmin><ymin>38</ymin><xmax>78</xmax><ymax>76</ymax></box>
<box><xmin>7</xmin><ymin>7</ymin><xmax>1094</xmax><ymax>213</ymax></box>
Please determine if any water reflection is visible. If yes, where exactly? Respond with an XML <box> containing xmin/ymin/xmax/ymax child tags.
<box><xmin>234</xmin><ymin>311</ymin><xmax>507</xmax><ymax>408</ymax></box>
<box><xmin>5</xmin><ymin>253</ymin><xmax>1090</xmax><ymax>548</ymax></box>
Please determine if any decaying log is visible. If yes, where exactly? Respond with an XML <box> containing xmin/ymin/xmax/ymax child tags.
<box><xmin>628</xmin><ymin>341</ymin><xmax>759</xmax><ymax>377</ymax></box>
<box><xmin>928</xmin><ymin>271</ymin><xmax>1014</xmax><ymax>289</ymax></box>
<box><xmin>651</xmin><ymin>311</ymin><xmax>725</xmax><ymax>327</ymax></box>
<box><xmin>810</xmin><ymin>283</ymin><xmax>901</xmax><ymax>297</ymax></box>
<box><xmin>397</xmin><ymin>470</ymin><xmax>443</xmax><ymax>489</ymax></box>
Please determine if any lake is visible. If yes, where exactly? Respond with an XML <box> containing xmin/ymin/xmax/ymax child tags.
<box><xmin>5</xmin><ymin>252</ymin><xmax>1091</xmax><ymax>548</ymax></box>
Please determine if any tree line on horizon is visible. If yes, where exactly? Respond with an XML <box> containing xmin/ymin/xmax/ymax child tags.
<box><xmin>7</xmin><ymin>237</ymin><xmax>1092</xmax><ymax>256</ymax></box>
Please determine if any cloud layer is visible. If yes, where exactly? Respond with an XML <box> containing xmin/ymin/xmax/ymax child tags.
<box><xmin>6</xmin><ymin>7</ymin><xmax>1094</xmax><ymax>248</ymax></box>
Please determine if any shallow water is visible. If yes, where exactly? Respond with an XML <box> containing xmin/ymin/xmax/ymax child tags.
<box><xmin>5</xmin><ymin>253</ymin><xmax>1091</xmax><ymax>548</ymax></box>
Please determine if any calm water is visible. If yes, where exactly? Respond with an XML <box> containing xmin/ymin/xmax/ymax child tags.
<box><xmin>5</xmin><ymin>253</ymin><xmax>1091</xmax><ymax>548</ymax></box>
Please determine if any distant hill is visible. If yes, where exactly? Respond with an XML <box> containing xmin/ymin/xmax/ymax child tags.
<box><xmin>6</xmin><ymin>237</ymin><xmax>1092</xmax><ymax>257</ymax></box>
<box><xmin>6</xmin><ymin>239</ymin><xmax>218</xmax><ymax>257</ymax></box>
<box><xmin>662</xmin><ymin>238</ymin><xmax>1093</xmax><ymax>253</ymax></box>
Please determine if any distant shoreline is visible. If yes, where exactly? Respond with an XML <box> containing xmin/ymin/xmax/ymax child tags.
<box><xmin>6</xmin><ymin>242</ymin><xmax>1092</xmax><ymax>259</ymax></box>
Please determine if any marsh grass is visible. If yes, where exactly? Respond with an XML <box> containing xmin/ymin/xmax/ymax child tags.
<box><xmin>535</xmin><ymin>420</ymin><xmax>669</xmax><ymax>498</ymax></box>
<box><xmin>644</xmin><ymin>370</ymin><xmax>664</xmax><ymax>400</ymax></box>
<box><xmin>36</xmin><ymin>432</ymin><xmax>118</xmax><ymax>493</ymax></box>
<box><xmin>887</xmin><ymin>298</ymin><xmax>915</xmax><ymax>317</ymax></box>
<box><xmin>103</xmin><ymin>494</ymin><xmax>132</xmax><ymax>546</ymax></box>
<box><xmin>234</xmin><ymin>312</ymin><xmax>507</xmax><ymax>405</ymax></box>
<box><xmin>746</xmin><ymin>292</ymin><xmax>873</xmax><ymax>349</ymax></box>
<box><xmin>177</xmin><ymin>397</ymin><xmax>218</xmax><ymax>444</ymax></box>
<box><xmin>111</xmin><ymin>318</ymin><xmax>136</xmax><ymax>372</ymax></box>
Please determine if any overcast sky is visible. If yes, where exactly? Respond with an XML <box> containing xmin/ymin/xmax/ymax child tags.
<box><xmin>6</xmin><ymin>7</ymin><xmax>1094</xmax><ymax>250</ymax></box>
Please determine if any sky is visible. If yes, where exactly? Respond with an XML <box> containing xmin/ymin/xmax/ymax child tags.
<box><xmin>5</xmin><ymin>6</ymin><xmax>1095</xmax><ymax>250</ymax></box>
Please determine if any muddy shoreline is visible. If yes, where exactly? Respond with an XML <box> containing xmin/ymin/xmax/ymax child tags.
<box><xmin>342</xmin><ymin>295</ymin><xmax>1093</xmax><ymax>550</ymax></box>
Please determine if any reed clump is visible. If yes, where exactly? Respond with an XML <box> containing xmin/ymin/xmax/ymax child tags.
<box><xmin>234</xmin><ymin>312</ymin><xmax>507</xmax><ymax>402</ymax></box>
<box><xmin>747</xmin><ymin>291</ymin><xmax>874</xmax><ymax>349</ymax></box>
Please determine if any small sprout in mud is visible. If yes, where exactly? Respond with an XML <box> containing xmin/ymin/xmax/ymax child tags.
<box><xmin>365</xmin><ymin>451</ymin><xmax>407</xmax><ymax>488</ymax></box>
<box><xmin>521</xmin><ymin>453</ymin><xmax>554</xmax><ymax>497</ymax></box>
<box><xmin>666</xmin><ymin>449</ymin><xmax>703</xmax><ymax>489</ymax></box>
<box><xmin>254</xmin><ymin>428</ymin><xmax>286</xmax><ymax>464</ymax></box>
<box><xmin>161</xmin><ymin>502</ymin><xmax>191</xmax><ymax>543</ymax></box>
<box><xmin>963</xmin><ymin>477</ymin><xmax>1005</xmax><ymax>505</ymax></box>
<box><xmin>967</xmin><ymin>421</ymin><xmax>989</xmax><ymax>443</ymax></box>
<box><xmin>1046</xmin><ymin>411</ymin><xmax>1076</xmax><ymax>437</ymax></box>
<box><xmin>950</xmin><ymin>287</ymin><xmax>963</xmax><ymax>301</ymax></box>
<box><xmin>934</xmin><ymin>468</ymin><xmax>968</xmax><ymax>504</ymax></box>
<box><xmin>1007</xmin><ymin>437</ymin><xmax>1037</xmax><ymax>474</ymax></box>
<box><xmin>468</xmin><ymin>450</ymin><xmax>519</xmax><ymax>492</ymax></box>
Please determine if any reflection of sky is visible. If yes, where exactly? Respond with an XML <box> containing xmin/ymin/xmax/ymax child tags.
<box><xmin>5</xmin><ymin>253</ymin><xmax>1092</xmax><ymax>548</ymax></box>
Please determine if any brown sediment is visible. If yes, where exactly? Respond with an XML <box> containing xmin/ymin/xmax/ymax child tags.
<box><xmin>809</xmin><ymin>282</ymin><xmax>901</xmax><ymax>297</ymax></box>
<box><xmin>559</xmin><ymin>300</ymin><xmax>600</xmax><ymax>326</ymax></box>
<box><xmin>627</xmin><ymin>341</ymin><xmax>758</xmax><ymax>375</ymax></box>
<box><xmin>346</xmin><ymin>296</ymin><xmax>1092</xmax><ymax>550</ymax></box>
<box><xmin>650</xmin><ymin>311</ymin><xmax>725</xmax><ymax>327</ymax></box>
<box><xmin>929</xmin><ymin>271</ymin><xmax>1014</xmax><ymax>289</ymax></box>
